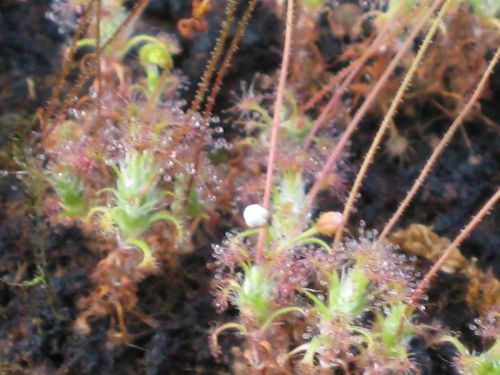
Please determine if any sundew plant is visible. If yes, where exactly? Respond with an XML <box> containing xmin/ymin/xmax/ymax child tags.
<box><xmin>1</xmin><ymin>0</ymin><xmax>498</xmax><ymax>373</ymax></box>
<box><xmin>209</xmin><ymin>0</ymin><xmax>499</xmax><ymax>374</ymax></box>
<box><xmin>39</xmin><ymin>0</ymin><xmax>232</xmax><ymax>341</ymax></box>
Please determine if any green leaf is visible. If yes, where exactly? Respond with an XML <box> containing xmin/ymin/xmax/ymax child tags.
<box><xmin>271</xmin><ymin>171</ymin><xmax>307</xmax><ymax>238</ymax></box>
<box><xmin>127</xmin><ymin>238</ymin><xmax>153</xmax><ymax>259</ymax></box>
<box><xmin>76</xmin><ymin>38</ymin><xmax>96</xmax><ymax>50</ymax></box>
<box><xmin>123</xmin><ymin>35</ymin><xmax>163</xmax><ymax>55</ymax></box>
<box><xmin>302</xmin><ymin>338</ymin><xmax>322</xmax><ymax>365</ymax></box>
<box><xmin>139</xmin><ymin>42</ymin><xmax>172</xmax><ymax>70</ymax></box>
<box><xmin>51</xmin><ymin>172</ymin><xmax>88</xmax><ymax>218</ymax></box>
<box><xmin>324</xmin><ymin>267</ymin><xmax>370</xmax><ymax>319</ymax></box>
<box><xmin>379</xmin><ymin>303</ymin><xmax>413</xmax><ymax>358</ymax></box>
<box><xmin>302</xmin><ymin>289</ymin><xmax>331</xmax><ymax>319</ymax></box>
<box><xmin>261</xmin><ymin>306</ymin><xmax>304</xmax><ymax>331</ymax></box>
<box><xmin>148</xmin><ymin>210</ymin><xmax>183</xmax><ymax>239</ymax></box>
<box><xmin>186</xmin><ymin>187</ymin><xmax>207</xmax><ymax>219</ymax></box>
<box><xmin>294</xmin><ymin>237</ymin><xmax>331</xmax><ymax>252</ymax></box>
<box><xmin>237</xmin><ymin>264</ymin><xmax>272</xmax><ymax>322</ymax></box>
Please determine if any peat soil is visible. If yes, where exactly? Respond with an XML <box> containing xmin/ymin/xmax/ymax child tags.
<box><xmin>0</xmin><ymin>1</ymin><xmax>498</xmax><ymax>374</ymax></box>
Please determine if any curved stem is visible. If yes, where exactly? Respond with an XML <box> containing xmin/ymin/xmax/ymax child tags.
<box><xmin>301</xmin><ymin>6</ymin><xmax>412</xmax><ymax>149</ymax></box>
<box><xmin>302</xmin><ymin>0</ymin><xmax>443</xmax><ymax>225</ymax></box>
<box><xmin>298</xmin><ymin>4</ymin><xmax>422</xmax><ymax>116</ymax></box>
<box><xmin>188</xmin><ymin>0</ymin><xmax>238</xmax><ymax>117</ymax></box>
<box><xmin>183</xmin><ymin>0</ymin><xmax>258</xmax><ymax>206</ymax></box>
<box><xmin>261</xmin><ymin>306</ymin><xmax>304</xmax><ymax>331</ymax></box>
<box><xmin>378</xmin><ymin>45</ymin><xmax>500</xmax><ymax>242</ymax></box>
<box><xmin>333</xmin><ymin>0</ymin><xmax>448</xmax><ymax>247</ymax></box>
<box><xmin>274</xmin><ymin>227</ymin><xmax>318</xmax><ymax>254</ymax></box>
<box><xmin>202</xmin><ymin>0</ymin><xmax>258</xmax><ymax>122</ymax></box>
<box><xmin>143</xmin><ymin>64</ymin><xmax>172</xmax><ymax>118</ymax></box>
<box><xmin>167</xmin><ymin>0</ymin><xmax>238</xmax><ymax>175</ymax></box>
<box><xmin>255</xmin><ymin>0</ymin><xmax>295</xmax><ymax>264</ymax></box>
<box><xmin>211</xmin><ymin>322</ymin><xmax>247</xmax><ymax>354</ymax></box>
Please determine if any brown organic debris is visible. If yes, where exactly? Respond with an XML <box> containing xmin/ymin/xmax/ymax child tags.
<box><xmin>389</xmin><ymin>224</ymin><xmax>468</xmax><ymax>273</ymax></box>
<box><xmin>464</xmin><ymin>263</ymin><xmax>500</xmax><ymax>315</ymax></box>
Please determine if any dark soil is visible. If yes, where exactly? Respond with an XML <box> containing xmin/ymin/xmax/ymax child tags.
<box><xmin>0</xmin><ymin>1</ymin><xmax>498</xmax><ymax>374</ymax></box>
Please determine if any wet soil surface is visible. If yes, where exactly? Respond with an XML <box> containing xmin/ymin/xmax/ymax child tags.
<box><xmin>0</xmin><ymin>1</ymin><xmax>498</xmax><ymax>374</ymax></box>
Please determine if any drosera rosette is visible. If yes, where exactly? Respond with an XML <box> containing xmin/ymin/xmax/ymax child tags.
<box><xmin>211</xmin><ymin>261</ymin><xmax>305</xmax><ymax>371</ymax></box>
<box><xmin>88</xmin><ymin>150</ymin><xmax>182</xmax><ymax>270</ymax></box>
<box><xmin>210</xmin><ymin>175</ymin><xmax>424</xmax><ymax>373</ymax></box>
<box><xmin>42</xmin><ymin>94</ymin><xmax>190</xmax><ymax>226</ymax></box>
<box><xmin>209</xmin><ymin>0</ymin><xmax>500</xmax><ymax>373</ymax></box>
<box><xmin>288</xmin><ymin>253</ymin><xmax>416</xmax><ymax>371</ymax></box>
<box><xmin>42</xmin><ymin>68</ymin><xmax>219</xmax><ymax>241</ymax></box>
<box><xmin>36</xmin><ymin>0</ymin><xmax>242</xmax><ymax>349</ymax></box>
<box><xmin>73</xmin><ymin>150</ymin><xmax>182</xmax><ymax>342</ymax></box>
<box><xmin>44</xmin><ymin>139</ymin><xmax>98</xmax><ymax>224</ymax></box>
<box><xmin>362</xmin><ymin>302</ymin><xmax>417</xmax><ymax>373</ymax></box>
<box><xmin>228</xmin><ymin>84</ymin><xmax>348</xmax><ymax>212</ymax></box>
<box><xmin>295</xmin><ymin>265</ymin><xmax>373</xmax><ymax>371</ymax></box>
<box><xmin>261</xmin><ymin>170</ymin><xmax>340</xmax><ymax>256</ymax></box>
<box><xmin>49</xmin><ymin>168</ymin><xmax>89</xmax><ymax>220</ymax></box>
<box><xmin>210</xmin><ymin>173</ymin><xmax>341</xmax><ymax>371</ymax></box>
<box><xmin>42</xmin><ymin>0</ymin><xmax>230</xmax><ymax>261</ymax></box>
<box><xmin>210</xmin><ymin>219</ymin><xmax>307</xmax><ymax>314</ymax></box>
<box><xmin>333</xmin><ymin>223</ymin><xmax>420</xmax><ymax>305</ymax></box>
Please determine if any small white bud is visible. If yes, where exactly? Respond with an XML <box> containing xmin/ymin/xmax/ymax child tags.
<box><xmin>243</xmin><ymin>204</ymin><xmax>269</xmax><ymax>227</ymax></box>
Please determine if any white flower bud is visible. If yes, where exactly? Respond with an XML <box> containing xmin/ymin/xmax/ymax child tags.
<box><xmin>243</xmin><ymin>204</ymin><xmax>269</xmax><ymax>227</ymax></box>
